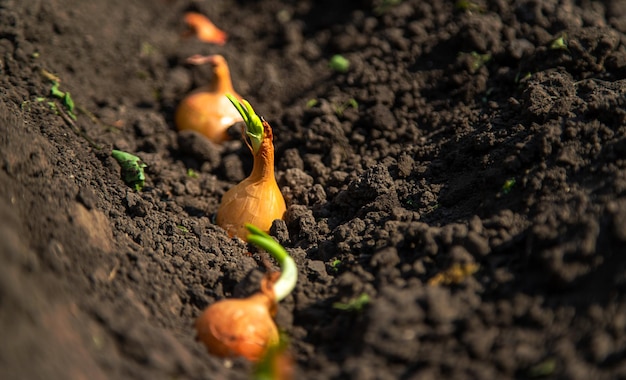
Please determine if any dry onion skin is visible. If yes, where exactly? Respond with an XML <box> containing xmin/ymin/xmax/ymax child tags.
<box><xmin>195</xmin><ymin>288</ymin><xmax>279</xmax><ymax>361</ymax></box>
<box><xmin>175</xmin><ymin>54</ymin><xmax>243</xmax><ymax>143</ymax></box>
<box><xmin>216</xmin><ymin>96</ymin><xmax>286</xmax><ymax>240</ymax></box>
<box><xmin>195</xmin><ymin>224</ymin><xmax>297</xmax><ymax>361</ymax></box>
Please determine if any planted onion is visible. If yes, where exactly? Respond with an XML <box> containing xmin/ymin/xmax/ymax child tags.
<box><xmin>182</xmin><ymin>12</ymin><xmax>227</xmax><ymax>45</ymax></box>
<box><xmin>216</xmin><ymin>95</ymin><xmax>286</xmax><ymax>240</ymax></box>
<box><xmin>175</xmin><ymin>54</ymin><xmax>243</xmax><ymax>143</ymax></box>
<box><xmin>195</xmin><ymin>224</ymin><xmax>297</xmax><ymax>361</ymax></box>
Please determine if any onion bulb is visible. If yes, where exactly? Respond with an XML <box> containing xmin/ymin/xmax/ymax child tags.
<box><xmin>216</xmin><ymin>96</ymin><xmax>286</xmax><ymax>240</ymax></box>
<box><xmin>195</xmin><ymin>224</ymin><xmax>297</xmax><ymax>361</ymax></box>
<box><xmin>195</xmin><ymin>285</ymin><xmax>279</xmax><ymax>361</ymax></box>
<box><xmin>175</xmin><ymin>54</ymin><xmax>243</xmax><ymax>143</ymax></box>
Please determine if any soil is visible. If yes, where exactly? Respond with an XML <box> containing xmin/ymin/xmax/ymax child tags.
<box><xmin>2</xmin><ymin>0</ymin><xmax>626</xmax><ymax>379</ymax></box>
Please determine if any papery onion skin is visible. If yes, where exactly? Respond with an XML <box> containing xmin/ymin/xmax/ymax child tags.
<box><xmin>175</xmin><ymin>55</ymin><xmax>242</xmax><ymax>143</ymax></box>
<box><xmin>216</xmin><ymin>120</ymin><xmax>286</xmax><ymax>240</ymax></box>
<box><xmin>195</xmin><ymin>290</ymin><xmax>279</xmax><ymax>361</ymax></box>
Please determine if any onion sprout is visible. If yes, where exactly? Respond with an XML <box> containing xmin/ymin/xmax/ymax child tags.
<box><xmin>246</xmin><ymin>224</ymin><xmax>297</xmax><ymax>302</ymax></box>
<box><xmin>226</xmin><ymin>93</ymin><xmax>264</xmax><ymax>153</ymax></box>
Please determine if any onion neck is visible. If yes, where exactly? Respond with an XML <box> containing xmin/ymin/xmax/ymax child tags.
<box><xmin>209</xmin><ymin>67</ymin><xmax>234</xmax><ymax>94</ymax></box>
<box><xmin>250</xmin><ymin>137</ymin><xmax>275</xmax><ymax>182</ymax></box>
<box><xmin>248</xmin><ymin>291</ymin><xmax>276</xmax><ymax>314</ymax></box>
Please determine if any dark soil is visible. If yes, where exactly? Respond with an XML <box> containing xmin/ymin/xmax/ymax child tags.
<box><xmin>3</xmin><ymin>0</ymin><xmax>626</xmax><ymax>379</ymax></box>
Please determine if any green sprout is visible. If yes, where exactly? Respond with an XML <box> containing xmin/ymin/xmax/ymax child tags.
<box><xmin>111</xmin><ymin>150</ymin><xmax>147</xmax><ymax>191</ymax></box>
<box><xmin>329</xmin><ymin>54</ymin><xmax>350</xmax><ymax>73</ymax></box>
<box><xmin>140</xmin><ymin>41</ymin><xmax>156</xmax><ymax>57</ymax></box>
<box><xmin>305</xmin><ymin>98</ymin><xmax>318</xmax><ymax>108</ymax></box>
<box><xmin>549</xmin><ymin>35</ymin><xmax>568</xmax><ymax>51</ymax></box>
<box><xmin>246</xmin><ymin>224</ymin><xmax>297</xmax><ymax>302</ymax></box>
<box><xmin>226</xmin><ymin>94</ymin><xmax>264</xmax><ymax>154</ymax></box>
<box><xmin>32</xmin><ymin>98</ymin><xmax>59</xmax><ymax>115</ymax></box>
<box><xmin>50</xmin><ymin>82</ymin><xmax>64</xmax><ymax>98</ymax></box>
<box><xmin>186</xmin><ymin>168</ymin><xmax>198</xmax><ymax>178</ymax></box>
<box><xmin>333</xmin><ymin>293</ymin><xmax>370</xmax><ymax>312</ymax></box>
<box><xmin>50</xmin><ymin>81</ymin><xmax>77</xmax><ymax>120</ymax></box>
<box><xmin>176</xmin><ymin>225</ymin><xmax>189</xmax><ymax>233</ymax></box>
<box><xmin>330</xmin><ymin>259</ymin><xmax>342</xmax><ymax>272</ymax></box>
<box><xmin>455</xmin><ymin>0</ymin><xmax>483</xmax><ymax>12</ymax></box>
<box><xmin>527</xmin><ymin>358</ymin><xmax>556</xmax><ymax>378</ymax></box>
<box><xmin>501</xmin><ymin>178</ymin><xmax>516</xmax><ymax>194</ymax></box>
<box><xmin>334</xmin><ymin>98</ymin><xmax>359</xmax><ymax>116</ymax></box>
<box><xmin>468</xmin><ymin>51</ymin><xmax>491</xmax><ymax>73</ymax></box>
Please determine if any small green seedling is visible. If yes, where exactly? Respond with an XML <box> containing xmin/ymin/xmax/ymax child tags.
<box><xmin>50</xmin><ymin>81</ymin><xmax>77</xmax><ymax>120</ymax></box>
<box><xmin>330</xmin><ymin>259</ymin><xmax>342</xmax><ymax>272</ymax></box>
<box><xmin>468</xmin><ymin>51</ymin><xmax>491</xmax><ymax>73</ymax></box>
<box><xmin>305</xmin><ymin>99</ymin><xmax>318</xmax><ymax>108</ymax></box>
<box><xmin>140</xmin><ymin>41</ymin><xmax>157</xmax><ymax>57</ymax></box>
<box><xmin>549</xmin><ymin>35</ymin><xmax>568</xmax><ymax>51</ymax></box>
<box><xmin>30</xmin><ymin>96</ymin><xmax>64</xmax><ymax>118</ymax></box>
<box><xmin>527</xmin><ymin>358</ymin><xmax>556</xmax><ymax>378</ymax></box>
<box><xmin>111</xmin><ymin>150</ymin><xmax>147</xmax><ymax>191</ymax></box>
<box><xmin>176</xmin><ymin>225</ymin><xmax>189</xmax><ymax>233</ymax></box>
<box><xmin>334</xmin><ymin>98</ymin><xmax>358</xmax><ymax>116</ymax></box>
<box><xmin>455</xmin><ymin>0</ymin><xmax>483</xmax><ymax>12</ymax></box>
<box><xmin>186</xmin><ymin>168</ymin><xmax>198</xmax><ymax>178</ymax></box>
<box><xmin>329</xmin><ymin>55</ymin><xmax>350</xmax><ymax>73</ymax></box>
<box><xmin>333</xmin><ymin>293</ymin><xmax>370</xmax><ymax>312</ymax></box>
<box><xmin>501</xmin><ymin>178</ymin><xmax>516</xmax><ymax>195</ymax></box>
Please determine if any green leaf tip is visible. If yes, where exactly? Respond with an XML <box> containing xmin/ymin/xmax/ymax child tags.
<box><xmin>329</xmin><ymin>54</ymin><xmax>350</xmax><ymax>73</ymax></box>
<box><xmin>226</xmin><ymin>94</ymin><xmax>264</xmax><ymax>153</ymax></box>
<box><xmin>50</xmin><ymin>81</ymin><xmax>65</xmax><ymax>98</ymax></box>
<box><xmin>111</xmin><ymin>149</ymin><xmax>147</xmax><ymax>191</ymax></box>
<box><xmin>549</xmin><ymin>35</ymin><xmax>568</xmax><ymax>51</ymax></box>
<box><xmin>49</xmin><ymin>82</ymin><xmax>77</xmax><ymax>119</ymax></box>
<box><xmin>245</xmin><ymin>223</ymin><xmax>297</xmax><ymax>302</ymax></box>
<box><xmin>333</xmin><ymin>293</ymin><xmax>370</xmax><ymax>312</ymax></box>
<box><xmin>501</xmin><ymin>178</ymin><xmax>516</xmax><ymax>195</ymax></box>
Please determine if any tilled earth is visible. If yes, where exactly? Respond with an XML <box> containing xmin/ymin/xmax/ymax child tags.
<box><xmin>2</xmin><ymin>0</ymin><xmax>626</xmax><ymax>379</ymax></box>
